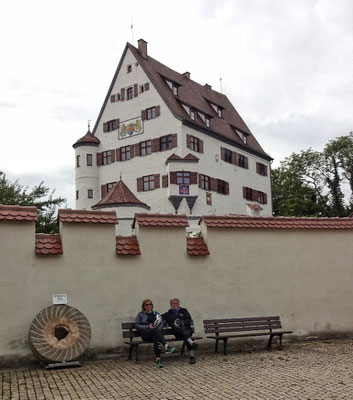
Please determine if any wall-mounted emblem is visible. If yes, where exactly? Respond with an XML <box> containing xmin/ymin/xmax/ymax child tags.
<box><xmin>179</xmin><ymin>185</ymin><xmax>189</xmax><ymax>195</ymax></box>
<box><xmin>119</xmin><ymin>117</ymin><xmax>143</xmax><ymax>139</ymax></box>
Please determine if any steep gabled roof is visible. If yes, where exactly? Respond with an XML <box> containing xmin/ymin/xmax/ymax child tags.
<box><xmin>92</xmin><ymin>41</ymin><xmax>271</xmax><ymax>161</ymax></box>
<box><xmin>92</xmin><ymin>180</ymin><xmax>150</xmax><ymax>210</ymax></box>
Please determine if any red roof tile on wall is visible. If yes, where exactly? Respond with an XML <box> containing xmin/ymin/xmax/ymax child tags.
<box><xmin>0</xmin><ymin>205</ymin><xmax>37</xmax><ymax>222</ymax></box>
<box><xmin>187</xmin><ymin>237</ymin><xmax>209</xmax><ymax>256</ymax></box>
<box><xmin>116</xmin><ymin>236</ymin><xmax>141</xmax><ymax>255</ymax></box>
<box><xmin>201</xmin><ymin>215</ymin><xmax>353</xmax><ymax>230</ymax></box>
<box><xmin>35</xmin><ymin>234</ymin><xmax>63</xmax><ymax>255</ymax></box>
<box><xmin>134</xmin><ymin>214</ymin><xmax>189</xmax><ymax>228</ymax></box>
<box><xmin>58</xmin><ymin>209</ymin><xmax>118</xmax><ymax>224</ymax></box>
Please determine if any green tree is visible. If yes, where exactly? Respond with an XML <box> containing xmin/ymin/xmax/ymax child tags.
<box><xmin>0</xmin><ymin>171</ymin><xmax>66</xmax><ymax>233</ymax></box>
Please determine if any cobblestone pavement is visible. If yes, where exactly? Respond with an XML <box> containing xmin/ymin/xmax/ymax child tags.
<box><xmin>2</xmin><ymin>339</ymin><xmax>353</xmax><ymax>400</ymax></box>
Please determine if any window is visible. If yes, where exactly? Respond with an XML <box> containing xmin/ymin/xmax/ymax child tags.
<box><xmin>224</xmin><ymin>149</ymin><xmax>232</xmax><ymax>164</ymax></box>
<box><xmin>177</xmin><ymin>172</ymin><xmax>190</xmax><ymax>185</ymax></box>
<box><xmin>205</xmin><ymin>117</ymin><xmax>210</xmax><ymax>127</ymax></box>
<box><xmin>88</xmin><ymin>189</ymin><xmax>93</xmax><ymax>199</ymax></box>
<box><xmin>102</xmin><ymin>151</ymin><xmax>112</xmax><ymax>165</ymax></box>
<box><xmin>206</xmin><ymin>192</ymin><xmax>212</xmax><ymax>205</ymax></box>
<box><xmin>127</xmin><ymin>86</ymin><xmax>133</xmax><ymax>100</ymax></box>
<box><xmin>140</xmin><ymin>84</ymin><xmax>145</xmax><ymax>93</ymax></box>
<box><xmin>160</xmin><ymin>135</ymin><xmax>172</xmax><ymax>151</ymax></box>
<box><xmin>86</xmin><ymin>154</ymin><xmax>92</xmax><ymax>166</ymax></box>
<box><xmin>217</xmin><ymin>179</ymin><xmax>227</xmax><ymax>194</ymax></box>
<box><xmin>147</xmin><ymin>107</ymin><xmax>156</xmax><ymax>120</ymax></box>
<box><xmin>106</xmin><ymin>182</ymin><xmax>115</xmax><ymax>192</ymax></box>
<box><xmin>173</xmin><ymin>85</ymin><xmax>178</xmax><ymax>96</ymax></box>
<box><xmin>244</xmin><ymin>187</ymin><xmax>253</xmax><ymax>201</ymax></box>
<box><xmin>127</xmin><ymin>64</ymin><xmax>132</xmax><ymax>73</ymax></box>
<box><xmin>107</xmin><ymin>120</ymin><xmax>116</xmax><ymax>132</ymax></box>
<box><xmin>76</xmin><ymin>191</ymin><xmax>79</xmax><ymax>200</ymax></box>
<box><xmin>190</xmin><ymin>135</ymin><xmax>200</xmax><ymax>152</ymax></box>
<box><xmin>200</xmin><ymin>174</ymin><xmax>210</xmax><ymax>191</ymax></box>
<box><xmin>238</xmin><ymin>154</ymin><xmax>247</xmax><ymax>168</ymax></box>
<box><xmin>217</xmin><ymin>107</ymin><xmax>223</xmax><ymax>118</ymax></box>
<box><xmin>76</xmin><ymin>155</ymin><xmax>80</xmax><ymax>168</ymax></box>
<box><xmin>190</xmin><ymin>109</ymin><xmax>195</xmax><ymax>120</ymax></box>
<box><xmin>140</xmin><ymin>140</ymin><xmax>152</xmax><ymax>156</ymax></box>
<box><xmin>117</xmin><ymin>93</ymin><xmax>121</xmax><ymax>101</ymax></box>
<box><xmin>120</xmin><ymin>146</ymin><xmax>131</xmax><ymax>161</ymax></box>
<box><xmin>143</xmin><ymin>175</ymin><xmax>155</xmax><ymax>191</ymax></box>
<box><xmin>257</xmin><ymin>162</ymin><xmax>268</xmax><ymax>176</ymax></box>
<box><xmin>110</xmin><ymin>94</ymin><xmax>116</xmax><ymax>103</ymax></box>
<box><xmin>258</xmin><ymin>191</ymin><xmax>267</xmax><ymax>204</ymax></box>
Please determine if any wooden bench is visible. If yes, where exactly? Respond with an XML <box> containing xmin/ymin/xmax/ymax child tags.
<box><xmin>122</xmin><ymin>321</ymin><xmax>202</xmax><ymax>362</ymax></box>
<box><xmin>203</xmin><ymin>316</ymin><xmax>293</xmax><ymax>355</ymax></box>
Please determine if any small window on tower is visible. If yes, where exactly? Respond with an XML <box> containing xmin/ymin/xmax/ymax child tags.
<box><xmin>76</xmin><ymin>155</ymin><xmax>80</xmax><ymax>168</ymax></box>
<box><xmin>86</xmin><ymin>154</ymin><xmax>92</xmax><ymax>166</ymax></box>
<box><xmin>87</xmin><ymin>189</ymin><xmax>93</xmax><ymax>199</ymax></box>
<box><xmin>76</xmin><ymin>191</ymin><xmax>79</xmax><ymax>200</ymax></box>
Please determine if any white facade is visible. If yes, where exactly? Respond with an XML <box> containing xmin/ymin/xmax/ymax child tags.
<box><xmin>74</xmin><ymin>40</ymin><xmax>272</xmax><ymax>221</ymax></box>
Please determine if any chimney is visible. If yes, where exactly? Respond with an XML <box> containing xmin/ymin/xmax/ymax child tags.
<box><xmin>182</xmin><ymin>71</ymin><xmax>191</xmax><ymax>80</ymax></box>
<box><xmin>138</xmin><ymin>39</ymin><xmax>148</xmax><ymax>59</ymax></box>
<box><xmin>204</xmin><ymin>83</ymin><xmax>212</xmax><ymax>89</ymax></box>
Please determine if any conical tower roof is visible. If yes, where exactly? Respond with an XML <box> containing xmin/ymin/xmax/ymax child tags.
<box><xmin>73</xmin><ymin>128</ymin><xmax>100</xmax><ymax>148</ymax></box>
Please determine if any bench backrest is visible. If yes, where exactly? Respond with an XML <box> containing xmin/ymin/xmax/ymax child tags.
<box><xmin>122</xmin><ymin>321</ymin><xmax>195</xmax><ymax>341</ymax></box>
<box><xmin>203</xmin><ymin>316</ymin><xmax>282</xmax><ymax>335</ymax></box>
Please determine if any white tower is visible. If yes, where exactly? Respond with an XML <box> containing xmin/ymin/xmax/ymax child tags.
<box><xmin>73</xmin><ymin>127</ymin><xmax>100</xmax><ymax>209</ymax></box>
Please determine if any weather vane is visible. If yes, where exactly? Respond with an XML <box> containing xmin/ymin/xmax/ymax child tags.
<box><xmin>219</xmin><ymin>73</ymin><xmax>223</xmax><ymax>94</ymax></box>
<box><xmin>88</xmin><ymin>120</ymin><xmax>91</xmax><ymax>130</ymax></box>
<box><xmin>131</xmin><ymin>18</ymin><xmax>134</xmax><ymax>44</ymax></box>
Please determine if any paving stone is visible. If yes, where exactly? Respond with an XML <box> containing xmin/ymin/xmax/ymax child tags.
<box><xmin>1</xmin><ymin>339</ymin><xmax>353</xmax><ymax>399</ymax></box>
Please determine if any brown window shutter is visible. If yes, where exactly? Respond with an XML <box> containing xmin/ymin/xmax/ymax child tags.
<box><xmin>199</xmin><ymin>139</ymin><xmax>204</xmax><ymax>153</ymax></box>
<box><xmin>116</xmin><ymin>148</ymin><xmax>121</xmax><ymax>162</ymax></box>
<box><xmin>243</xmin><ymin>187</ymin><xmax>247</xmax><ymax>199</ymax></box>
<box><xmin>155</xmin><ymin>105</ymin><xmax>160</xmax><ymax>117</ymax></box>
<box><xmin>210</xmin><ymin>177</ymin><xmax>218</xmax><ymax>192</ymax></box>
<box><xmin>141</xmin><ymin>109</ymin><xmax>147</xmax><ymax>120</ymax></box>
<box><xmin>134</xmin><ymin>83</ymin><xmax>138</xmax><ymax>97</ymax></box>
<box><xmin>134</xmin><ymin>143</ymin><xmax>140</xmax><ymax>157</ymax></box>
<box><xmin>137</xmin><ymin>177</ymin><xmax>143</xmax><ymax>192</ymax></box>
<box><xmin>162</xmin><ymin>174</ymin><xmax>168</xmax><ymax>188</ymax></box>
<box><xmin>154</xmin><ymin>174</ymin><xmax>160</xmax><ymax>189</ymax></box>
<box><xmin>264</xmin><ymin>193</ymin><xmax>268</xmax><ymax>204</ymax></box>
<box><xmin>97</xmin><ymin>152</ymin><xmax>102</xmax><ymax>166</ymax></box>
<box><xmin>256</xmin><ymin>162</ymin><xmax>260</xmax><ymax>174</ymax></box>
<box><xmin>111</xmin><ymin>150</ymin><xmax>116</xmax><ymax>163</ymax></box>
<box><xmin>220</xmin><ymin>147</ymin><xmax>225</xmax><ymax>161</ymax></box>
<box><xmin>225</xmin><ymin>181</ymin><xmax>230</xmax><ymax>195</ymax></box>
<box><xmin>198</xmin><ymin>174</ymin><xmax>202</xmax><ymax>188</ymax></box>
<box><xmin>152</xmin><ymin>138</ymin><xmax>160</xmax><ymax>153</ymax></box>
<box><xmin>264</xmin><ymin>165</ymin><xmax>268</xmax><ymax>176</ymax></box>
<box><xmin>171</xmin><ymin>133</ymin><xmax>177</xmax><ymax>148</ymax></box>
<box><xmin>110</xmin><ymin>94</ymin><xmax>116</xmax><ymax>103</ymax></box>
<box><xmin>117</xmin><ymin>118</ymin><xmax>120</xmax><ymax>129</ymax></box>
<box><xmin>130</xmin><ymin>145</ymin><xmax>135</xmax><ymax>159</ymax></box>
<box><xmin>170</xmin><ymin>172</ymin><xmax>177</xmax><ymax>184</ymax></box>
<box><xmin>186</xmin><ymin>134</ymin><xmax>191</xmax><ymax>149</ymax></box>
<box><xmin>101</xmin><ymin>184</ymin><xmax>107</xmax><ymax>199</ymax></box>
<box><xmin>244</xmin><ymin>156</ymin><xmax>249</xmax><ymax>169</ymax></box>
<box><xmin>103</xmin><ymin>122</ymin><xmax>108</xmax><ymax>133</ymax></box>
<box><xmin>112</xmin><ymin>120</ymin><xmax>117</xmax><ymax>131</ymax></box>
<box><xmin>120</xmin><ymin>88</ymin><xmax>125</xmax><ymax>101</ymax></box>
<box><xmin>144</xmin><ymin>82</ymin><xmax>149</xmax><ymax>91</ymax></box>
<box><xmin>232</xmin><ymin>151</ymin><xmax>237</xmax><ymax>165</ymax></box>
<box><xmin>190</xmin><ymin>172</ymin><xmax>198</xmax><ymax>184</ymax></box>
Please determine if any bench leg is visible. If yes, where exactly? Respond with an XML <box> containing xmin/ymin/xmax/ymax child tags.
<box><xmin>135</xmin><ymin>344</ymin><xmax>140</xmax><ymax>363</ymax></box>
<box><xmin>279</xmin><ymin>334</ymin><xmax>283</xmax><ymax>351</ymax></box>
<box><xmin>128</xmin><ymin>345</ymin><xmax>133</xmax><ymax>360</ymax></box>
<box><xmin>215</xmin><ymin>339</ymin><xmax>219</xmax><ymax>353</ymax></box>
<box><xmin>181</xmin><ymin>340</ymin><xmax>186</xmax><ymax>355</ymax></box>
<box><xmin>267</xmin><ymin>334</ymin><xmax>274</xmax><ymax>349</ymax></box>
<box><xmin>223</xmin><ymin>338</ymin><xmax>228</xmax><ymax>355</ymax></box>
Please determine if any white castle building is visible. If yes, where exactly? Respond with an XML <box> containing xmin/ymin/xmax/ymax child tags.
<box><xmin>73</xmin><ymin>39</ymin><xmax>272</xmax><ymax>233</ymax></box>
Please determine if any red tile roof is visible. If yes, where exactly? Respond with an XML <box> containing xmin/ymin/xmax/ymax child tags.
<box><xmin>133</xmin><ymin>213</ymin><xmax>189</xmax><ymax>228</ymax></box>
<box><xmin>187</xmin><ymin>237</ymin><xmax>209</xmax><ymax>256</ymax></box>
<box><xmin>247</xmin><ymin>204</ymin><xmax>263</xmax><ymax>211</ymax></box>
<box><xmin>116</xmin><ymin>236</ymin><xmax>141</xmax><ymax>255</ymax></box>
<box><xmin>183</xmin><ymin>153</ymin><xmax>199</xmax><ymax>161</ymax></box>
<box><xmin>201</xmin><ymin>215</ymin><xmax>353</xmax><ymax>230</ymax></box>
<box><xmin>58</xmin><ymin>209</ymin><xmax>118</xmax><ymax>224</ymax></box>
<box><xmin>73</xmin><ymin>129</ymin><xmax>100</xmax><ymax>148</ymax></box>
<box><xmin>35</xmin><ymin>234</ymin><xmax>63</xmax><ymax>255</ymax></box>
<box><xmin>93</xmin><ymin>180</ymin><xmax>150</xmax><ymax>209</ymax></box>
<box><xmin>166</xmin><ymin>153</ymin><xmax>199</xmax><ymax>163</ymax></box>
<box><xmin>0</xmin><ymin>205</ymin><xmax>37</xmax><ymax>222</ymax></box>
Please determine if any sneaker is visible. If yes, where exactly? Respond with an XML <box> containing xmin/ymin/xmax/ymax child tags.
<box><xmin>156</xmin><ymin>360</ymin><xmax>164</xmax><ymax>368</ymax></box>
<box><xmin>192</xmin><ymin>342</ymin><xmax>199</xmax><ymax>351</ymax></box>
<box><xmin>189</xmin><ymin>356</ymin><xmax>196</xmax><ymax>364</ymax></box>
<box><xmin>165</xmin><ymin>346</ymin><xmax>176</xmax><ymax>354</ymax></box>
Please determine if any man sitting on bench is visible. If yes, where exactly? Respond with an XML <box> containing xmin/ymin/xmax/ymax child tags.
<box><xmin>162</xmin><ymin>298</ymin><xmax>198</xmax><ymax>364</ymax></box>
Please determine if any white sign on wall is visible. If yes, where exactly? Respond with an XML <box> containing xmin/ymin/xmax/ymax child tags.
<box><xmin>52</xmin><ymin>294</ymin><xmax>68</xmax><ymax>305</ymax></box>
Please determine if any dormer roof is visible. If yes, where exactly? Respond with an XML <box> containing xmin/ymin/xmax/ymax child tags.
<box><xmin>92</xmin><ymin>179</ymin><xmax>150</xmax><ymax>210</ymax></box>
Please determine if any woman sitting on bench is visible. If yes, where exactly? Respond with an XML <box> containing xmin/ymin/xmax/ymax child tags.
<box><xmin>135</xmin><ymin>299</ymin><xmax>176</xmax><ymax>368</ymax></box>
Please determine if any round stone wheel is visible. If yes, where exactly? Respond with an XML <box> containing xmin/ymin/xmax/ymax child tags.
<box><xmin>28</xmin><ymin>305</ymin><xmax>91</xmax><ymax>363</ymax></box>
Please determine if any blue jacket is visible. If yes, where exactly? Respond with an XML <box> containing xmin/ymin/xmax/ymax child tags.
<box><xmin>135</xmin><ymin>310</ymin><xmax>164</xmax><ymax>332</ymax></box>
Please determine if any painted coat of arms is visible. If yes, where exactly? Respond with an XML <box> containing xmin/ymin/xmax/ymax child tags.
<box><xmin>118</xmin><ymin>117</ymin><xmax>143</xmax><ymax>139</ymax></box>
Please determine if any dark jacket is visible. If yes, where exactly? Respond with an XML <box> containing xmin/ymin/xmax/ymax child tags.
<box><xmin>135</xmin><ymin>310</ymin><xmax>164</xmax><ymax>332</ymax></box>
<box><xmin>162</xmin><ymin>307</ymin><xmax>192</xmax><ymax>329</ymax></box>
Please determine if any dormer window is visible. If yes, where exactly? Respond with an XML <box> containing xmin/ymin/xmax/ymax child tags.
<box><xmin>166</xmin><ymin>79</ymin><xmax>179</xmax><ymax>96</ymax></box>
<box><xmin>217</xmin><ymin>107</ymin><xmax>223</xmax><ymax>118</ymax></box>
<box><xmin>205</xmin><ymin>117</ymin><xmax>210</xmax><ymax>127</ymax></box>
<box><xmin>173</xmin><ymin>85</ymin><xmax>178</xmax><ymax>96</ymax></box>
<box><xmin>190</xmin><ymin>109</ymin><xmax>195</xmax><ymax>120</ymax></box>
<box><xmin>127</xmin><ymin>64</ymin><xmax>132</xmax><ymax>73</ymax></box>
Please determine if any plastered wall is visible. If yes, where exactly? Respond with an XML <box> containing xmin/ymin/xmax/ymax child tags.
<box><xmin>1</xmin><ymin>218</ymin><xmax>353</xmax><ymax>365</ymax></box>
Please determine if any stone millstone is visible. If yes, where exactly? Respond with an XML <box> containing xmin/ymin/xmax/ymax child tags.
<box><xmin>28</xmin><ymin>305</ymin><xmax>91</xmax><ymax>363</ymax></box>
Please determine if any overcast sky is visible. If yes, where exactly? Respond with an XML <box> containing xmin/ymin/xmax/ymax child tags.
<box><xmin>1</xmin><ymin>0</ymin><xmax>352</xmax><ymax>207</ymax></box>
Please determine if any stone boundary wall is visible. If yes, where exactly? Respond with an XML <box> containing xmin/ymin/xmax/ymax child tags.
<box><xmin>1</xmin><ymin>205</ymin><xmax>353</xmax><ymax>366</ymax></box>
